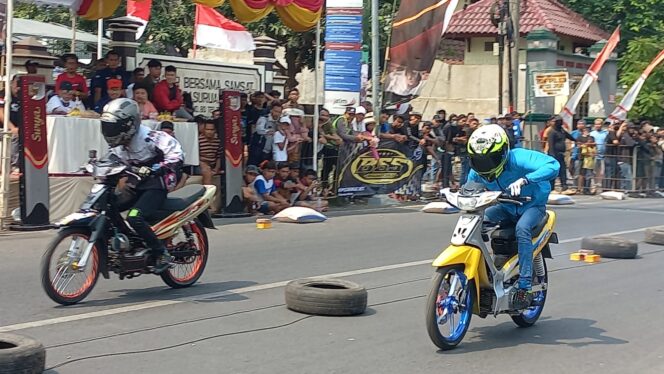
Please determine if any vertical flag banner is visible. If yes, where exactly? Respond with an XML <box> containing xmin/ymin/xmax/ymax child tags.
<box><xmin>608</xmin><ymin>48</ymin><xmax>664</xmax><ymax>123</ymax></box>
<box><xmin>383</xmin><ymin>0</ymin><xmax>459</xmax><ymax>104</ymax></box>
<box><xmin>127</xmin><ymin>0</ymin><xmax>152</xmax><ymax>40</ymax></box>
<box><xmin>560</xmin><ymin>27</ymin><xmax>620</xmax><ymax>127</ymax></box>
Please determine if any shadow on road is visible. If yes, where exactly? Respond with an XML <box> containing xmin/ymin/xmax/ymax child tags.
<box><xmin>54</xmin><ymin>280</ymin><xmax>258</xmax><ymax>310</ymax></box>
<box><xmin>441</xmin><ymin>317</ymin><xmax>628</xmax><ymax>354</ymax></box>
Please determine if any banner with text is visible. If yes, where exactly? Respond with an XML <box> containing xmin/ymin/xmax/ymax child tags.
<box><xmin>336</xmin><ymin>140</ymin><xmax>426</xmax><ymax>198</ymax></box>
<box><xmin>324</xmin><ymin>1</ymin><xmax>363</xmax><ymax>115</ymax></box>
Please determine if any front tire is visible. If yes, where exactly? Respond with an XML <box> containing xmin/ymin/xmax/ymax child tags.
<box><xmin>425</xmin><ymin>266</ymin><xmax>475</xmax><ymax>350</ymax></box>
<box><xmin>161</xmin><ymin>220</ymin><xmax>209</xmax><ymax>288</ymax></box>
<box><xmin>40</xmin><ymin>228</ymin><xmax>100</xmax><ymax>305</ymax></box>
<box><xmin>511</xmin><ymin>255</ymin><xmax>548</xmax><ymax>327</ymax></box>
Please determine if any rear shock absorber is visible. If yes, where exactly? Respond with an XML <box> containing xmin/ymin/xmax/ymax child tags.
<box><xmin>533</xmin><ymin>253</ymin><xmax>545</xmax><ymax>277</ymax></box>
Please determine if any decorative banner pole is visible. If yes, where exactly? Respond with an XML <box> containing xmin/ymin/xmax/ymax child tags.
<box><xmin>608</xmin><ymin>48</ymin><xmax>664</xmax><ymax>123</ymax></box>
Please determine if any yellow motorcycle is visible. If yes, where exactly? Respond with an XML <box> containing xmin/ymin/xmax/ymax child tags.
<box><xmin>425</xmin><ymin>186</ymin><xmax>558</xmax><ymax>350</ymax></box>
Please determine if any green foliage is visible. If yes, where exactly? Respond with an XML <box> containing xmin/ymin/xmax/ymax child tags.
<box><xmin>618</xmin><ymin>37</ymin><xmax>664</xmax><ymax>120</ymax></box>
<box><xmin>563</xmin><ymin>0</ymin><xmax>664</xmax><ymax>121</ymax></box>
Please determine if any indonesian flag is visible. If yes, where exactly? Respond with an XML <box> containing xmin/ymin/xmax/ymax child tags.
<box><xmin>560</xmin><ymin>27</ymin><xmax>620</xmax><ymax>128</ymax></box>
<box><xmin>194</xmin><ymin>4</ymin><xmax>255</xmax><ymax>52</ymax></box>
<box><xmin>608</xmin><ymin>48</ymin><xmax>664</xmax><ymax>123</ymax></box>
<box><xmin>127</xmin><ymin>0</ymin><xmax>152</xmax><ymax>39</ymax></box>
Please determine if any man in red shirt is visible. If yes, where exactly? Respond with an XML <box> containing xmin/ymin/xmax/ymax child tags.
<box><xmin>153</xmin><ymin>65</ymin><xmax>192</xmax><ymax>120</ymax></box>
<box><xmin>55</xmin><ymin>54</ymin><xmax>89</xmax><ymax>102</ymax></box>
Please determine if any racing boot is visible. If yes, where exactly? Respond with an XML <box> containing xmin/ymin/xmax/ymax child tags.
<box><xmin>509</xmin><ymin>288</ymin><xmax>533</xmax><ymax>310</ymax></box>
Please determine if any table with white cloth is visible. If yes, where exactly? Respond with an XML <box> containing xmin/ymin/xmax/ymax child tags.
<box><xmin>46</xmin><ymin>116</ymin><xmax>199</xmax><ymax>174</ymax></box>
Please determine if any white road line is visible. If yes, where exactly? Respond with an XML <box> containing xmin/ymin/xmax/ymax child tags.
<box><xmin>0</xmin><ymin>226</ymin><xmax>651</xmax><ymax>333</ymax></box>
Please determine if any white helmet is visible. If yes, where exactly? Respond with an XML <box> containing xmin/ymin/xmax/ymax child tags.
<box><xmin>467</xmin><ymin>124</ymin><xmax>510</xmax><ymax>181</ymax></box>
<box><xmin>100</xmin><ymin>98</ymin><xmax>141</xmax><ymax>147</ymax></box>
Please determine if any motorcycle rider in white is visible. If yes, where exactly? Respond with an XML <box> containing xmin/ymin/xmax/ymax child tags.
<box><xmin>100</xmin><ymin>98</ymin><xmax>184</xmax><ymax>273</ymax></box>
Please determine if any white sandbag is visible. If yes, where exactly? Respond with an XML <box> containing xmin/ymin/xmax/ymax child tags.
<box><xmin>547</xmin><ymin>194</ymin><xmax>575</xmax><ymax>205</ymax></box>
<box><xmin>600</xmin><ymin>191</ymin><xmax>626</xmax><ymax>200</ymax></box>
<box><xmin>421</xmin><ymin>201</ymin><xmax>460</xmax><ymax>214</ymax></box>
<box><xmin>272</xmin><ymin>207</ymin><xmax>327</xmax><ymax>223</ymax></box>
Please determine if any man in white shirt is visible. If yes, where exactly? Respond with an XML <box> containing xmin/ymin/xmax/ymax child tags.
<box><xmin>352</xmin><ymin>106</ymin><xmax>366</xmax><ymax>133</ymax></box>
<box><xmin>46</xmin><ymin>81</ymin><xmax>85</xmax><ymax>115</ymax></box>
<box><xmin>273</xmin><ymin>116</ymin><xmax>290</xmax><ymax>162</ymax></box>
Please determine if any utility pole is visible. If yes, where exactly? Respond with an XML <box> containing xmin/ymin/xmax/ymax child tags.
<box><xmin>510</xmin><ymin>0</ymin><xmax>520</xmax><ymax>113</ymax></box>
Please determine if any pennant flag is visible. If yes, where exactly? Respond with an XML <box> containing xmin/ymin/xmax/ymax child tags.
<box><xmin>127</xmin><ymin>0</ymin><xmax>152</xmax><ymax>39</ymax></box>
<box><xmin>383</xmin><ymin>0</ymin><xmax>459</xmax><ymax>104</ymax></box>
<box><xmin>194</xmin><ymin>4</ymin><xmax>255</xmax><ymax>52</ymax></box>
<box><xmin>608</xmin><ymin>48</ymin><xmax>664</xmax><ymax>123</ymax></box>
<box><xmin>560</xmin><ymin>27</ymin><xmax>620</xmax><ymax>128</ymax></box>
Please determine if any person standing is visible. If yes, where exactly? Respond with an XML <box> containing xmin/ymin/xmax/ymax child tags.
<box><xmin>141</xmin><ymin>59</ymin><xmax>162</xmax><ymax>100</ymax></box>
<box><xmin>590</xmin><ymin>118</ymin><xmax>609</xmax><ymax>192</ymax></box>
<box><xmin>547</xmin><ymin>116</ymin><xmax>576</xmax><ymax>194</ymax></box>
<box><xmin>273</xmin><ymin>116</ymin><xmax>291</xmax><ymax>162</ymax></box>
<box><xmin>91</xmin><ymin>50</ymin><xmax>128</xmax><ymax>105</ymax></box>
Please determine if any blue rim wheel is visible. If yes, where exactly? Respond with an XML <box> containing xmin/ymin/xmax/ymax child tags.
<box><xmin>426</xmin><ymin>266</ymin><xmax>475</xmax><ymax>350</ymax></box>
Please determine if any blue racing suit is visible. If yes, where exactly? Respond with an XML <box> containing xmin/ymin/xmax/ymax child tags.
<box><xmin>467</xmin><ymin>148</ymin><xmax>560</xmax><ymax>289</ymax></box>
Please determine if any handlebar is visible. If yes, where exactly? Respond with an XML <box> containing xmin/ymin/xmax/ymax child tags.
<box><xmin>498</xmin><ymin>194</ymin><xmax>532</xmax><ymax>206</ymax></box>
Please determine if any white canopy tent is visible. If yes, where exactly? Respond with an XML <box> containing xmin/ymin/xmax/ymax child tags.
<box><xmin>13</xmin><ymin>18</ymin><xmax>110</xmax><ymax>45</ymax></box>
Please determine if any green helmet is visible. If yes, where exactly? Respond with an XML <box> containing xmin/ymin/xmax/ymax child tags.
<box><xmin>467</xmin><ymin>124</ymin><xmax>509</xmax><ymax>181</ymax></box>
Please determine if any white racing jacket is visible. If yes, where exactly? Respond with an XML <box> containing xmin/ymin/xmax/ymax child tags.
<box><xmin>109</xmin><ymin>125</ymin><xmax>184</xmax><ymax>191</ymax></box>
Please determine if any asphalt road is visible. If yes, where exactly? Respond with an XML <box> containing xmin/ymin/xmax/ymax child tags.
<box><xmin>1</xmin><ymin>196</ymin><xmax>663</xmax><ymax>374</ymax></box>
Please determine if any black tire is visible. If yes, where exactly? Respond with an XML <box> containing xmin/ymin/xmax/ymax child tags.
<box><xmin>511</xmin><ymin>256</ymin><xmax>548</xmax><ymax>327</ymax></box>
<box><xmin>425</xmin><ymin>266</ymin><xmax>475</xmax><ymax>350</ymax></box>
<box><xmin>161</xmin><ymin>220</ymin><xmax>209</xmax><ymax>288</ymax></box>
<box><xmin>645</xmin><ymin>226</ymin><xmax>664</xmax><ymax>246</ymax></box>
<box><xmin>285</xmin><ymin>278</ymin><xmax>367</xmax><ymax>316</ymax></box>
<box><xmin>581</xmin><ymin>236</ymin><xmax>638</xmax><ymax>259</ymax></box>
<box><xmin>0</xmin><ymin>333</ymin><xmax>45</xmax><ymax>374</ymax></box>
<box><xmin>40</xmin><ymin>228</ymin><xmax>100</xmax><ymax>306</ymax></box>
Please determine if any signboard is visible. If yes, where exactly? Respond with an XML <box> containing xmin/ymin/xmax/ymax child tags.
<box><xmin>18</xmin><ymin>75</ymin><xmax>50</xmax><ymax>225</ymax></box>
<box><xmin>324</xmin><ymin>1</ymin><xmax>363</xmax><ymax>115</ymax></box>
<box><xmin>218</xmin><ymin>90</ymin><xmax>245</xmax><ymax>215</ymax></box>
<box><xmin>136</xmin><ymin>54</ymin><xmax>264</xmax><ymax>116</ymax></box>
<box><xmin>533</xmin><ymin>71</ymin><xmax>570</xmax><ymax>97</ymax></box>
<box><xmin>336</xmin><ymin>140</ymin><xmax>426</xmax><ymax>197</ymax></box>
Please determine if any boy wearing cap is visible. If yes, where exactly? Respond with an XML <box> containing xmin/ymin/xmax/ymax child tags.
<box><xmin>273</xmin><ymin>116</ymin><xmax>291</xmax><ymax>162</ymax></box>
<box><xmin>46</xmin><ymin>81</ymin><xmax>85</xmax><ymax>115</ymax></box>
<box><xmin>93</xmin><ymin>79</ymin><xmax>124</xmax><ymax>113</ymax></box>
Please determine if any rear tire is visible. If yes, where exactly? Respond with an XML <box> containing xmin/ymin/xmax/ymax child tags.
<box><xmin>425</xmin><ymin>266</ymin><xmax>475</xmax><ymax>350</ymax></box>
<box><xmin>511</xmin><ymin>256</ymin><xmax>548</xmax><ymax>327</ymax></box>
<box><xmin>40</xmin><ymin>228</ymin><xmax>100</xmax><ymax>306</ymax></box>
<box><xmin>161</xmin><ymin>220</ymin><xmax>209</xmax><ymax>288</ymax></box>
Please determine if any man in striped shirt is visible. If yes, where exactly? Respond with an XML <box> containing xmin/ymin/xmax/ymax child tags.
<box><xmin>198</xmin><ymin>120</ymin><xmax>222</xmax><ymax>186</ymax></box>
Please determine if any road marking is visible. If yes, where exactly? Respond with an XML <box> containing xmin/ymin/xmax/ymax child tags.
<box><xmin>0</xmin><ymin>226</ymin><xmax>651</xmax><ymax>333</ymax></box>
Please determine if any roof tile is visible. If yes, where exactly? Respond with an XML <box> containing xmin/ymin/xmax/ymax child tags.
<box><xmin>446</xmin><ymin>0</ymin><xmax>609</xmax><ymax>43</ymax></box>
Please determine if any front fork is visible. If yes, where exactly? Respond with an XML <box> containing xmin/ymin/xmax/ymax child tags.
<box><xmin>438</xmin><ymin>270</ymin><xmax>468</xmax><ymax>325</ymax></box>
<box><xmin>72</xmin><ymin>215</ymin><xmax>109</xmax><ymax>278</ymax></box>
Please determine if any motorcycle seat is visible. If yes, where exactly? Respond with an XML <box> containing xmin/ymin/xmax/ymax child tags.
<box><xmin>490</xmin><ymin>212</ymin><xmax>550</xmax><ymax>240</ymax></box>
<box><xmin>161</xmin><ymin>185</ymin><xmax>206</xmax><ymax>212</ymax></box>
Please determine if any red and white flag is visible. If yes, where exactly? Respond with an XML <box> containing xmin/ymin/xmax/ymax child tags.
<box><xmin>560</xmin><ymin>27</ymin><xmax>620</xmax><ymax>128</ymax></box>
<box><xmin>194</xmin><ymin>4</ymin><xmax>255</xmax><ymax>52</ymax></box>
<box><xmin>608</xmin><ymin>48</ymin><xmax>664</xmax><ymax>123</ymax></box>
<box><xmin>127</xmin><ymin>0</ymin><xmax>152</xmax><ymax>39</ymax></box>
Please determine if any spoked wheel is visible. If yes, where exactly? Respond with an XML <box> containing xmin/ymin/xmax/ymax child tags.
<box><xmin>512</xmin><ymin>254</ymin><xmax>548</xmax><ymax>327</ymax></box>
<box><xmin>425</xmin><ymin>266</ymin><xmax>475</xmax><ymax>350</ymax></box>
<box><xmin>161</xmin><ymin>220</ymin><xmax>209</xmax><ymax>288</ymax></box>
<box><xmin>40</xmin><ymin>228</ymin><xmax>100</xmax><ymax>305</ymax></box>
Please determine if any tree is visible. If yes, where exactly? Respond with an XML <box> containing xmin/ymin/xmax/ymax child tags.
<box><xmin>617</xmin><ymin>37</ymin><xmax>664</xmax><ymax>120</ymax></box>
<box><xmin>563</xmin><ymin>0</ymin><xmax>664</xmax><ymax>121</ymax></box>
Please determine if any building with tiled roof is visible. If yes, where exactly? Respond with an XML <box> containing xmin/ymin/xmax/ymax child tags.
<box><xmin>412</xmin><ymin>0</ymin><xmax>618</xmax><ymax>130</ymax></box>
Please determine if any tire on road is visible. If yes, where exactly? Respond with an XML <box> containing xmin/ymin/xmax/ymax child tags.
<box><xmin>0</xmin><ymin>333</ymin><xmax>45</xmax><ymax>374</ymax></box>
<box><xmin>285</xmin><ymin>278</ymin><xmax>367</xmax><ymax>316</ymax></box>
<box><xmin>581</xmin><ymin>236</ymin><xmax>638</xmax><ymax>259</ymax></box>
<box><xmin>644</xmin><ymin>226</ymin><xmax>664</xmax><ymax>246</ymax></box>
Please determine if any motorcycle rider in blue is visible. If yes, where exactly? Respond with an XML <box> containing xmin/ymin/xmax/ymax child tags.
<box><xmin>465</xmin><ymin>124</ymin><xmax>560</xmax><ymax>309</ymax></box>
